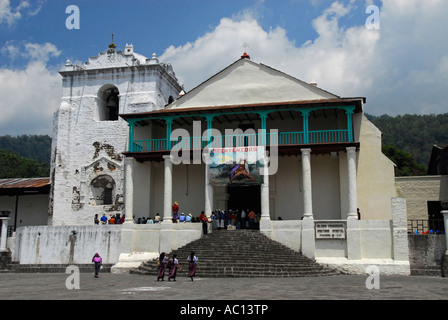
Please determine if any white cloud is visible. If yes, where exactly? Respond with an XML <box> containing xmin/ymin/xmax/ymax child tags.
<box><xmin>160</xmin><ymin>2</ymin><xmax>378</xmax><ymax>101</ymax></box>
<box><xmin>160</xmin><ymin>0</ymin><xmax>448</xmax><ymax>116</ymax></box>
<box><xmin>0</xmin><ymin>0</ymin><xmax>44</xmax><ymax>26</ymax></box>
<box><xmin>0</xmin><ymin>42</ymin><xmax>61</xmax><ymax>136</ymax></box>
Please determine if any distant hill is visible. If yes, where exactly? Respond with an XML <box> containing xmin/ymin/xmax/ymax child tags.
<box><xmin>0</xmin><ymin>135</ymin><xmax>51</xmax><ymax>164</ymax></box>
<box><xmin>0</xmin><ymin>150</ymin><xmax>50</xmax><ymax>179</ymax></box>
<box><xmin>367</xmin><ymin>113</ymin><xmax>448</xmax><ymax>169</ymax></box>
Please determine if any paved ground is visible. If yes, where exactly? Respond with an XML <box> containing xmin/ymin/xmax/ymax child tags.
<box><xmin>0</xmin><ymin>272</ymin><xmax>447</xmax><ymax>301</ymax></box>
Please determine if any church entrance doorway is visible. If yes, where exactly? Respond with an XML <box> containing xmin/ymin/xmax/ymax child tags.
<box><xmin>227</xmin><ymin>184</ymin><xmax>260</xmax><ymax>229</ymax></box>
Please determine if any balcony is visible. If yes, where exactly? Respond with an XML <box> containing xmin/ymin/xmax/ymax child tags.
<box><xmin>130</xmin><ymin>129</ymin><xmax>351</xmax><ymax>153</ymax></box>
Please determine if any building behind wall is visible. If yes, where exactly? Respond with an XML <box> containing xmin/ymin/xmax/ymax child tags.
<box><xmin>396</xmin><ymin>145</ymin><xmax>448</xmax><ymax>233</ymax></box>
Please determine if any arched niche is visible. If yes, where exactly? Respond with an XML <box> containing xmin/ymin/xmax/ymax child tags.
<box><xmin>90</xmin><ymin>174</ymin><xmax>116</xmax><ymax>205</ymax></box>
<box><xmin>97</xmin><ymin>84</ymin><xmax>120</xmax><ymax>121</ymax></box>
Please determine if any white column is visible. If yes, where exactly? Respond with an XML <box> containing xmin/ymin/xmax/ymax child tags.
<box><xmin>301</xmin><ymin>148</ymin><xmax>313</xmax><ymax>218</ymax></box>
<box><xmin>260</xmin><ymin>152</ymin><xmax>272</xmax><ymax>233</ymax></box>
<box><xmin>0</xmin><ymin>218</ymin><xmax>10</xmax><ymax>252</ymax></box>
<box><xmin>163</xmin><ymin>155</ymin><xmax>173</xmax><ymax>223</ymax></box>
<box><xmin>124</xmin><ymin>157</ymin><xmax>135</xmax><ymax>224</ymax></box>
<box><xmin>346</xmin><ymin>147</ymin><xmax>361</xmax><ymax>260</ymax></box>
<box><xmin>443</xmin><ymin>211</ymin><xmax>448</xmax><ymax>255</ymax></box>
<box><xmin>300</xmin><ymin>148</ymin><xmax>315</xmax><ymax>259</ymax></box>
<box><xmin>261</xmin><ymin>169</ymin><xmax>270</xmax><ymax>220</ymax></box>
<box><xmin>346</xmin><ymin>147</ymin><xmax>358</xmax><ymax>219</ymax></box>
<box><xmin>204</xmin><ymin>152</ymin><xmax>213</xmax><ymax>217</ymax></box>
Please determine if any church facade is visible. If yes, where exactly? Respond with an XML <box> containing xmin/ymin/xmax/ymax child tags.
<box><xmin>11</xmin><ymin>44</ymin><xmax>410</xmax><ymax>274</ymax></box>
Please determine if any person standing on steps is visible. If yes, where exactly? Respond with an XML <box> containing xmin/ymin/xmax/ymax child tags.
<box><xmin>187</xmin><ymin>251</ymin><xmax>198</xmax><ymax>281</ymax></box>
<box><xmin>201</xmin><ymin>213</ymin><xmax>209</xmax><ymax>235</ymax></box>
<box><xmin>168</xmin><ymin>254</ymin><xmax>181</xmax><ymax>281</ymax></box>
<box><xmin>157</xmin><ymin>252</ymin><xmax>169</xmax><ymax>281</ymax></box>
<box><xmin>172</xmin><ymin>201</ymin><xmax>179</xmax><ymax>222</ymax></box>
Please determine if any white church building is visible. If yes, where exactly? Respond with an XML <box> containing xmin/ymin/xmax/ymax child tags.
<box><xmin>8</xmin><ymin>43</ymin><xmax>410</xmax><ymax>275</ymax></box>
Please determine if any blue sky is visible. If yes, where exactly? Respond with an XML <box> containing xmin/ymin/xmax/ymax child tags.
<box><xmin>1</xmin><ymin>0</ymin><xmax>447</xmax><ymax>136</ymax></box>
<box><xmin>2</xmin><ymin>0</ymin><xmax>361</xmax><ymax>68</ymax></box>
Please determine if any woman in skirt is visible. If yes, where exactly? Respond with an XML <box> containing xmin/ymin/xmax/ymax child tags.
<box><xmin>92</xmin><ymin>253</ymin><xmax>102</xmax><ymax>278</ymax></box>
<box><xmin>157</xmin><ymin>252</ymin><xmax>168</xmax><ymax>281</ymax></box>
<box><xmin>168</xmin><ymin>254</ymin><xmax>181</xmax><ymax>281</ymax></box>
<box><xmin>187</xmin><ymin>251</ymin><xmax>198</xmax><ymax>281</ymax></box>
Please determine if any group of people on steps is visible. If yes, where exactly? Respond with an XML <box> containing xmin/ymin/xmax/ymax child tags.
<box><xmin>157</xmin><ymin>251</ymin><xmax>198</xmax><ymax>282</ymax></box>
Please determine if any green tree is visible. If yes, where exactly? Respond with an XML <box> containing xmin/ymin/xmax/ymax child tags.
<box><xmin>368</xmin><ymin>113</ymin><xmax>448</xmax><ymax>168</ymax></box>
<box><xmin>0</xmin><ymin>150</ymin><xmax>50</xmax><ymax>178</ymax></box>
<box><xmin>0</xmin><ymin>134</ymin><xmax>51</xmax><ymax>164</ymax></box>
<box><xmin>382</xmin><ymin>145</ymin><xmax>427</xmax><ymax>177</ymax></box>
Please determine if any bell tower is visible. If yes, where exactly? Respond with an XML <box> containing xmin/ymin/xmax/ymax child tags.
<box><xmin>50</xmin><ymin>42</ymin><xmax>183</xmax><ymax>225</ymax></box>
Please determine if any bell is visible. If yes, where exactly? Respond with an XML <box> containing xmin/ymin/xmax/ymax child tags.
<box><xmin>106</xmin><ymin>89</ymin><xmax>119</xmax><ymax>107</ymax></box>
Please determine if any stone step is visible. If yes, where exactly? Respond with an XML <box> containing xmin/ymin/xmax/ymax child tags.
<box><xmin>410</xmin><ymin>266</ymin><xmax>442</xmax><ymax>277</ymax></box>
<box><xmin>131</xmin><ymin>230</ymin><xmax>341</xmax><ymax>277</ymax></box>
<box><xmin>132</xmin><ymin>264</ymin><xmax>340</xmax><ymax>277</ymax></box>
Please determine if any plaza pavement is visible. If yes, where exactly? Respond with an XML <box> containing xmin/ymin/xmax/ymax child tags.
<box><xmin>0</xmin><ymin>272</ymin><xmax>446</xmax><ymax>301</ymax></box>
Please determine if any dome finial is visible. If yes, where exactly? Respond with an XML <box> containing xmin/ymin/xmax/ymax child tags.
<box><xmin>109</xmin><ymin>34</ymin><xmax>116</xmax><ymax>49</ymax></box>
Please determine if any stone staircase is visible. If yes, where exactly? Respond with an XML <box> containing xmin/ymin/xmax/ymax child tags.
<box><xmin>410</xmin><ymin>265</ymin><xmax>443</xmax><ymax>277</ymax></box>
<box><xmin>131</xmin><ymin>230</ymin><xmax>342</xmax><ymax>278</ymax></box>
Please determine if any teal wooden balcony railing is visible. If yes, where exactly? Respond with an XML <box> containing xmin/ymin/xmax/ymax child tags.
<box><xmin>130</xmin><ymin>129</ymin><xmax>351</xmax><ymax>152</ymax></box>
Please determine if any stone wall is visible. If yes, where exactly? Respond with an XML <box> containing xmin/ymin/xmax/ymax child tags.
<box><xmin>395</xmin><ymin>176</ymin><xmax>448</xmax><ymax>220</ymax></box>
<box><xmin>408</xmin><ymin>234</ymin><xmax>446</xmax><ymax>268</ymax></box>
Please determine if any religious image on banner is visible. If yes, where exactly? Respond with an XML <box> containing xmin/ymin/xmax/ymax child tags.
<box><xmin>208</xmin><ymin>146</ymin><xmax>265</xmax><ymax>186</ymax></box>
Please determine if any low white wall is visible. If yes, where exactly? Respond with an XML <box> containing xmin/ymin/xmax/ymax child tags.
<box><xmin>360</xmin><ymin>220</ymin><xmax>393</xmax><ymax>259</ymax></box>
<box><xmin>14</xmin><ymin>225</ymin><xmax>122</xmax><ymax>264</ymax></box>
<box><xmin>268</xmin><ymin>220</ymin><xmax>302</xmax><ymax>252</ymax></box>
<box><xmin>11</xmin><ymin>222</ymin><xmax>204</xmax><ymax>270</ymax></box>
<box><xmin>118</xmin><ymin>222</ymin><xmax>203</xmax><ymax>254</ymax></box>
<box><xmin>316</xmin><ymin>239</ymin><xmax>347</xmax><ymax>258</ymax></box>
<box><xmin>267</xmin><ymin>219</ymin><xmax>394</xmax><ymax>260</ymax></box>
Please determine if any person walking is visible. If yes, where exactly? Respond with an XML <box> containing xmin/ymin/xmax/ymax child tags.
<box><xmin>167</xmin><ymin>254</ymin><xmax>181</xmax><ymax>281</ymax></box>
<box><xmin>187</xmin><ymin>252</ymin><xmax>198</xmax><ymax>281</ymax></box>
<box><xmin>92</xmin><ymin>253</ymin><xmax>102</xmax><ymax>278</ymax></box>
<box><xmin>157</xmin><ymin>252</ymin><xmax>169</xmax><ymax>281</ymax></box>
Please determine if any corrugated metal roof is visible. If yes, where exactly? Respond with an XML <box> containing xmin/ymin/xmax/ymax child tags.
<box><xmin>0</xmin><ymin>178</ymin><xmax>50</xmax><ymax>189</ymax></box>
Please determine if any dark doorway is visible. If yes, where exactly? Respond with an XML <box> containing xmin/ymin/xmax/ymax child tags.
<box><xmin>427</xmin><ymin>201</ymin><xmax>445</xmax><ymax>232</ymax></box>
<box><xmin>227</xmin><ymin>185</ymin><xmax>261</xmax><ymax>214</ymax></box>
